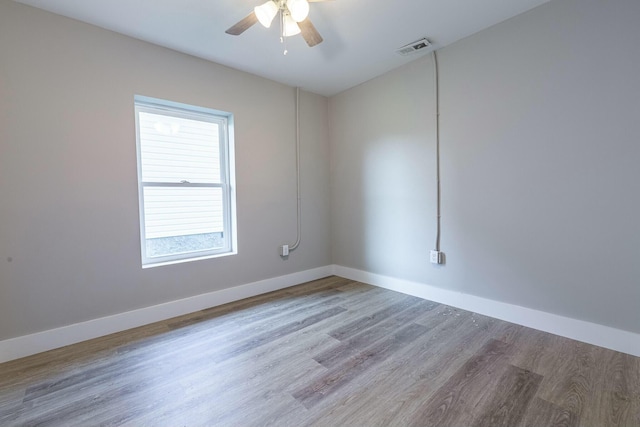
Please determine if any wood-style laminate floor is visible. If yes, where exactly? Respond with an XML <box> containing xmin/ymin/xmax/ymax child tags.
<box><xmin>1</xmin><ymin>276</ymin><xmax>638</xmax><ymax>426</ymax></box>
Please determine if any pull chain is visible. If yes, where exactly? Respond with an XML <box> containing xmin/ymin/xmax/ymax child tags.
<box><xmin>280</xmin><ymin>10</ymin><xmax>288</xmax><ymax>55</ymax></box>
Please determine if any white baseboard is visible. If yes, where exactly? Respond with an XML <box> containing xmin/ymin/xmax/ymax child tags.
<box><xmin>332</xmin><ymin>265</ymin><xmax>640</xmax><ymax>357</ymax></box>
<box><xmin>0</xmin><ymin>266</ymin><xmax>333</xmax><ymax>363</ymax></box>
<box><xmin>3</xmin><ymin>264</ymin><xmax>637</xmax><ymax>363</ymax></box>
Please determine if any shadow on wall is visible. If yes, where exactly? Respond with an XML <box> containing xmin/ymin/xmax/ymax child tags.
<box><xmin>362</xmin><ymin>137</ymin><xmax>433</xmax><ymax>277</ymax></box>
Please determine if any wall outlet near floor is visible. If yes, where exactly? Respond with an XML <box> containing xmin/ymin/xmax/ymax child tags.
<box><xmin>430</xmin><ymin>250</ymin><xmax>443</xmax><ymax>264</ymax></box>
<box><xmin>279</xmin><ymin>245</ymin><xmax>289</xmax><ymax>257</ymax></box>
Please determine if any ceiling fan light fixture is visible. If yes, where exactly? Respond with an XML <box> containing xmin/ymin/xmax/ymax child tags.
<box><xmin>255</xmin><ymin>1</ymin><xmax>278</xmax><ymax>28</ymax></box>
<box><xmin>225</xmin><ymin>0</ymin><xmax>323</xmax><ymax>50</ymax></box>
<box><xmin>283</xmin><ymin>14</ymin><xmax>301</xmax><ymax>37</ymax></box>
<box><xmin>286</xmin><ymin>0</ymin><xmax>310</xmax><ymax>22</ymax></box>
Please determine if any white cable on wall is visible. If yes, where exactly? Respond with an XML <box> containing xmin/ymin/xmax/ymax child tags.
<box><xmin>433</xmin><ymin>50</ymin><xmax>442</xmax><ymax>253</ymax></box>
<box><xmin>291</xmin><ymin>87</ymin><xmax>302</xmax><ymax>250</ymax></box>
<box><xmin>282</xmin><ymin>87</ymin><xmax>302</xmax><ymax>255</ymax></box>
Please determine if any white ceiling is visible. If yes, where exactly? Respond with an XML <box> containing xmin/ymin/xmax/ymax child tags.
<box><xmin>14</xmin><ymin>0</ymin><xmax>550</xmax><ymax>96</ymax></box>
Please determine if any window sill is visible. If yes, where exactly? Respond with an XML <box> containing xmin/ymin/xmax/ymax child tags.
<box><xmin>142</xmin><ymin>250</ymin><xmax>237</xmax><ymax>269</ymax></box>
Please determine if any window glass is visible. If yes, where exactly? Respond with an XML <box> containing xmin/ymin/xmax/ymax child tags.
<box><xmin>135</xmin><ymin>96</ymin><xmax>236</xmax><ymax>267</ymax></box>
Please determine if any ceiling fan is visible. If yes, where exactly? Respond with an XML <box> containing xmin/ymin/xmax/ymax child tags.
<box><xmin>225</xmin><ymin>0</ymin><xmax>329</xmax><ymax>49</ymax></box>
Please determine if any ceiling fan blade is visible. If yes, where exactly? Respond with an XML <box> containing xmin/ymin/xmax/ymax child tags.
<box><xmin>225</xmin><ymin>11</ymin><xmax>258</xmax><ymax>35</ymax></box>
<box><xmin>298</xmin><ymin>18</ymin><xmax>323</xmax><ymax>47</ymax></box>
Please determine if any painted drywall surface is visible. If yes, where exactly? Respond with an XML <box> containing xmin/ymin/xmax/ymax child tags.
<box><xmin>329</xmin><ymin>58</ymin><xmax>436</xmax><ymax>280</ymax></box>
<box><xmin>0</xmin><ymin>1</ymin><xmax>330</xmax><ymax>340</ymax></box>
<box><xmin>329</xmin><ymin>0</ymin><xmax>640</xmax><ymax>333</ymax></box>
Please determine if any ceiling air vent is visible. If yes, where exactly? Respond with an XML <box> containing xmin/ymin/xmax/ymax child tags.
<box><xmin>396</xmin><ymin>38</ymin><xmax>432</xmax><ymax>56</ymax></box>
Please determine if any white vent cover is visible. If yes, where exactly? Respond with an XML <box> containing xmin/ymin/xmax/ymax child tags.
<box><xmin>396</xmin><ymin>38</ymin><xmax>432</xmax><ymax>56</ymax></box>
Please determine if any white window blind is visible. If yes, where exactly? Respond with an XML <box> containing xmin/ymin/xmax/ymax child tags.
<box><xmin>135</xmin><ymin>96</ymin><xmax>236</xmax><ymax>266</ymax></box>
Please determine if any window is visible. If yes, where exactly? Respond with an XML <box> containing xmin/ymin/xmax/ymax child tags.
<box><xmin>134</xmin><ymin>96</ymin><xmax>236</xmax><ymax>267</ymax></box>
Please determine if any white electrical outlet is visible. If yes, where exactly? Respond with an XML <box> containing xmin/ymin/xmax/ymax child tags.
<box><xmin>430</xmin><ymin>250</ymin><xmax>443</xmax><ymax>264</ymax></box>
<box><xmin>279</xmin><ymin>245</ymin><xmax>289</xmax><ymax>257</ymax></box>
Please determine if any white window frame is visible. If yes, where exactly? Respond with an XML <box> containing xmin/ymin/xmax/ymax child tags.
<box><xmin>134</xmin><ymin>95</ymin><xmax>237</xmax><ymax>267</ymax></box>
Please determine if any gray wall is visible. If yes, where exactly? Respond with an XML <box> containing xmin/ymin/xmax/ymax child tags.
<box><xmin>330</xmin><ymin>0</ymin><xmax>640</xmax><ymax>333</ymax></box>
<box><xmin>0</xmin><ymin>1</ymin><xmax>331</xmax><ymax>340</ymax></box>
